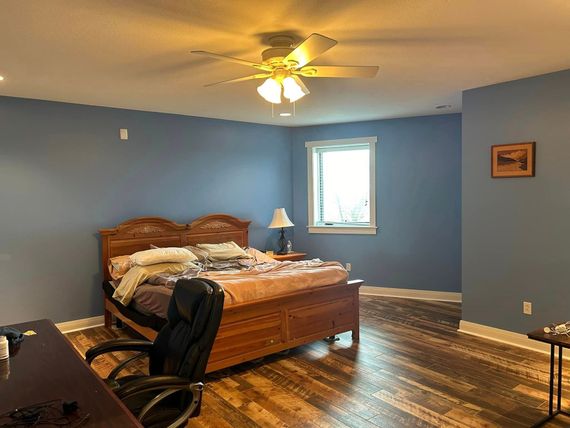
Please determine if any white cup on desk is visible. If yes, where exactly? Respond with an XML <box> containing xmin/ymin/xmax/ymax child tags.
<box><xmin>0</xmin><ymin>336</ymin><xmax>8</xmax><ymax>360</ymax></box>
<box><xmin>0</xmin><ymin>336</ymin><xmax>10</xmax><ymax>381</ymax></box>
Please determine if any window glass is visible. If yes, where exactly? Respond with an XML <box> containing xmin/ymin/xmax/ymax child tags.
<box><xmin>306</xmin><ymin>136</ymin><xmax>376</xmax><ymax>235</ymax></box>
<box><xmin>315</xmin><ymin>144</ymin><xmax>370</xmax><ymax>225</ymax></box>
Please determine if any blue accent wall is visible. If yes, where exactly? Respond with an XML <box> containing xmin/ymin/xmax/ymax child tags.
<box><xmin>291</xmin><ymin>114</ymin><xmax>462</xmax><ymax>292</ymax></box>
<box><xmin>462</xmin><ymin>69</ymin><xmax>570</xmax><ymax>333</ymax></box>
<box><xmin>0</xmin><ymin>96</ymin><xmax>292</xmax><ymax>324</ymax></box>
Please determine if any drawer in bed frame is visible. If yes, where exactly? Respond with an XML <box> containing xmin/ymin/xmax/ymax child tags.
<box><xmin>104</xmin><ymin>280</ymin><xmax>362</xmax><ymax>373</ymax></box>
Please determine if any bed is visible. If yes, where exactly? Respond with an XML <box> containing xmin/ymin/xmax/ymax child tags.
<box><xmin>100</xmin><ymin>213</ymin><xmax>363</xmax><ymax>373</ymax></box>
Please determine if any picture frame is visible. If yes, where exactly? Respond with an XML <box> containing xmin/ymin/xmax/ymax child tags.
<box><xmin>491</xmin><ymin>141</ymin><xmax>536</xmax><ymax>178</ymax></box>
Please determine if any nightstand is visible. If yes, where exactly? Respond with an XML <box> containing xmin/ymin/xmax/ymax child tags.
<box><xmin>269</xmin><ymin>252</ymin><xmax>307</xmax><ymax>262</ymax></box>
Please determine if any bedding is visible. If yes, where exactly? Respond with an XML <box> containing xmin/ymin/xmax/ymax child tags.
<box><xmin>183</xmin><ymin>245</ymin><xmax>210</xmax><ymax>262</ymax></box>
<box><xmin>130</xmin><ymin>247</ymin><xmax>197</xmax><ymax>266</ymax></box>
<box><xmin>196</xmin><ymin>241</ymin><xmax>250</xmax><ymax>261</ymax></box>
<box><xmin>201</xmin><ymin>260</ymin><xmax>348</xmax><ymax>305</ymax></box>
<box><xmin>108</xmin><ymin>255</ymin><xmax>133</xmax><ymax>280</ymax></box>
<box><xmin>122</xmin><ymin>259</ymin><xmax>348</xmax><ymax>317</ymax></box>
<box><xmin>103</xmin><ymin>281</ymin><xmax>167</xmax><ymax>331</ymax></box>
<box><xmin>112</xmin><ymin>261</ymin><xmax>199</xmax><ymax>306</ymax></box>
<box><xmin>131</xmin><ymin>283</ymin><xmax>173</xmax><ymax>319</ymax></box>
<box><xmin>246</xmin><ymin>247</ymin><xmax>276</xmax><ymax>264</ymax></box>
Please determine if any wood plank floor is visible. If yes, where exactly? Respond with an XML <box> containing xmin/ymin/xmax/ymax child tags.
<box><xmin>67</xmin><ymin>296</ymin><xmax>570</xmax><ymax>427</ymax></box>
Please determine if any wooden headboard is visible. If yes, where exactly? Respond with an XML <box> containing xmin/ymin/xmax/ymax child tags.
<box><xmin>100</xmin><ymin>213</ymin><xmax>251</xmax><ymax>281</ymax></box>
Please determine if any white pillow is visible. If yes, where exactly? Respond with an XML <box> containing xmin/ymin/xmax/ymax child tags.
<box><xmin>130</xmin><ymin>247</ymin><xmax>197</xmax><ymax>266</ymax></box>
<box><xmin>196</xmin><ymin>241</ymin><xmax>250</xmax><ymax>261</ymax></box>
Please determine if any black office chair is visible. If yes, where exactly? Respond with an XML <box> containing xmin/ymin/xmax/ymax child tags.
<box><xmin>86</xmin><ymin>278</ymin><xmax>224</xmax><ymax>428</ymax></box>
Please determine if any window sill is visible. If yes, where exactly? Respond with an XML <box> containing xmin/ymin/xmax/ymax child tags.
<box><xmin>307</xmin><ymin>225</ymin><xmax>377</xmax><ymax>235</ymax></box>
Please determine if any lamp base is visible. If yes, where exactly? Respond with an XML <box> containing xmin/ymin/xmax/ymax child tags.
<box><xmin>277</xmin><ymin>227</ymin><xmax>287</xmax><ymax>254</ymax></box>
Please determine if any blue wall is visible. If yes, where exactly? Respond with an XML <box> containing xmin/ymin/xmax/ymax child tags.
<box><xmin>0</xmin><ymin>96</ymin><xmax>292</xmax><ymax>324</ymax></box>
<box><xmin>462</xmin><ymin>69</ymin><xmax>570</xmax><ymax>333</ymax></box>
<box><xmin>291</xmin><ymin>114</ymin><xmax>462</xmax><ymax>292</ymax></box>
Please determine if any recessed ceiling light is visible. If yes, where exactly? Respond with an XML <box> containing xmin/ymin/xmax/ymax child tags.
<box><xmin>0</xmin><ymin>76</ymin><xmax>4</xmax><ymax>81</ymax></box>
<box><xmin>279</xmin><ymin>113</ymin><xmax>292</xmax><ymax>117</ymax></box>
<box><xmin>435</xmin><ymin>104</ymin><xmax>452</xmax><ymax>110</ymax></box>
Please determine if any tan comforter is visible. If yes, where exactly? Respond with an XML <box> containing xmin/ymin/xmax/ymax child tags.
<box><xmin>200</xmin><ymin>260</ymin><xmax>349</xmax><ymax>306</ymax></box>
<box><xmin>115</xmin><ymin>259</ymin><xmax>349</xmax><ymax>308</ymax></box>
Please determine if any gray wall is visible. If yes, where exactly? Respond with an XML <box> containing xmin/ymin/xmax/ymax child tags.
<box><xmin>291</xmin><ymin>114</ymin><xmax>462</xmax><ymax>292</ymax></box>
<box><xmin>0</xmin><ymin>96</ymin><xmax>292</xmax><ymax>324</ymax></box>
<box><xmin>462</xmin><ymin>69</ymin><xmax>570</xmax><ymax>333</ymax></box>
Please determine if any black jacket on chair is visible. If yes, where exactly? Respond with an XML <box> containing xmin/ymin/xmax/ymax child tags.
<box><xmin>86</xmin><ymin>278</ymin><xmax>224</xmax><ymax>428</ymax></box>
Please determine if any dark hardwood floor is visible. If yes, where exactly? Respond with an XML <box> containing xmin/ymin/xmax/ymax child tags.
<box><xmin>67</xmin><ymin>296</ymin><xmax>570</xmax><ymax>427</ymax></box>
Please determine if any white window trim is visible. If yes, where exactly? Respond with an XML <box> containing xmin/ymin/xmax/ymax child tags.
<box><xmin>306</xmin><ymin>136</ymin><xmax>377</xmax><ymax>235</ymax></box>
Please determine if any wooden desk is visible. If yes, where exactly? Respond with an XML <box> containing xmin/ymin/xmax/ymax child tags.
<box><xmin>0</xmin><ymin>319</ymin><xmax>141</xmax><ymax>427</ymax></box>
<box><xmin>527</xmin><ymin>327</ymin><xmax>570</xmax><ymax>427</ymax></box>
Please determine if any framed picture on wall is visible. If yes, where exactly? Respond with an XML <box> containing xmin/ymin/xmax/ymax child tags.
<box><xmin>491</xmin><ymin>142</ymin><xmax>536</xmax><ymax>178</ymax></box>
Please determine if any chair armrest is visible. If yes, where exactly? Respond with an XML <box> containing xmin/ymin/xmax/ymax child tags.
<box><xmin>85</xmin><ymin>338</ymin><xmax>154</xmax><ymax>364</ymax></box>
<box><xmin>116</xmin><ymin>376</ymin><xmax>204</xmax><ymax>426</ymax></box>
<box><xmin>115</xmin><ymin>375</ymin><xmax>199</xmax><ymax>400</ymax></box>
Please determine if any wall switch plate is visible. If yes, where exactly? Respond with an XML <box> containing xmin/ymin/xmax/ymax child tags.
<box><xmin>523</xmin><ymin>301</ymin><xmax>532</xmax><ymax>315</ymax></box>
<box><xmin>119</xmin><ymin>128</ymin><xmax>128</xmax><ymax>140</ymax></box>
<box><xmin>346</xmin><ymin>263</ymin><xmax>352</xmax><ymax>271</ymax></box>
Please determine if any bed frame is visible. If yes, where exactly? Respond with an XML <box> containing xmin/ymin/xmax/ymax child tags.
<box><xmin>100</xmin><ymin>214</ymin><xmax>362</xmax><ymax>373</ymax></box>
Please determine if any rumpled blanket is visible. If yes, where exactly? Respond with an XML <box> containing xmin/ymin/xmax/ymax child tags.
<box><xmin>200</xmin><ymin>259</ymin><xmax>349</xmax><ymax>305</ymax></box>
<box><xmin>112</xmin><ymin>261</ymin><xmax>199</xmax><ymax>306</ymax></box>
<box><xmin>114</xmin><ymin>258</ymin><xmax>349</xmax><ymax>307</ymax></box>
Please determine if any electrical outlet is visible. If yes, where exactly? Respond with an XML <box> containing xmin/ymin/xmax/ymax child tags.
<box><xmin>346</xmin><ymin>263</ymin><xmax>352</xmax><ymax>272</ymax></box>
<box><xmin>523</xmin><ymin>301</ymin><xmax>532</xmax><ymax>315</ymax></box>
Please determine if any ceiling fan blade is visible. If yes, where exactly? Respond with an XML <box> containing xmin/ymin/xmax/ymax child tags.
<box><xmin>191</xmin><ymin>50</ymin><xmax>273</xmax><ymax>71</ymax></box>
<box><xmin>204</xmin><ymin>73</ymin><xmax>271</xmax><ymax>87</ymax></box>
<box><xmin>296</xmin><ymin>65</ymin><xmax>379</xmax><ymax>78</ymax></box>
<box><xmin>284</xmin><ymin>33</ymin><xmax>337</xmax><ymax>68</ymax></box>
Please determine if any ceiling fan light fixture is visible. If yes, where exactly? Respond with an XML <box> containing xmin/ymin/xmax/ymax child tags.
<box><xmin>193</xmin><ymin>33</ymin><xmax>379</xmax><ymax>115</ymax></box>
<box><xmin>257</xmin><ymin>78</ymin><xmax>282</xmax><ymax>104</ymax></box>
<box><xmin>282</xmin><ymin>76</ymin><xmax>308</xmax><ymax>103</ymax></box>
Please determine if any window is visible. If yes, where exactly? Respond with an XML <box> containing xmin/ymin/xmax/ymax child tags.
<box><xmin>306</xmin><ymin>136</ymin><xmax>377</xmax><ymax>234</ymax></box>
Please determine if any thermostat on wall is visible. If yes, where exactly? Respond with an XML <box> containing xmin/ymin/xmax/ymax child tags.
<box><xmin>119</xmin><ymin>129</ymin><xmax>128</xmax><ymax>140</ymax></box>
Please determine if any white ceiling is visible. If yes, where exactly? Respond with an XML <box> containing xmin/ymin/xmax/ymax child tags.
<box><xmin>1</xmin><ymin>0</ymin><xmax>569</xmax><ymax>126</ymax></box>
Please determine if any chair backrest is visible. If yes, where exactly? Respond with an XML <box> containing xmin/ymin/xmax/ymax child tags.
<box><xmin>149</xmin><ymin>278</ymin><xmax>224</xmax><ymax>381</ymax></box>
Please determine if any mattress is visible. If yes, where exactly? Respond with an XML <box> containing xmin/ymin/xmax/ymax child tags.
<box><xmin>199</xmin><ymin>260</ymin><xmax>348</xmax><ymax>306</ymax></box>
<box><xmin>102</xmin><ymin>281</ymin><xmax>167</xmax><ymax>330</ymax></box>
<box><xmin>112</xmin><ymin>260</ymin><xmax>349</xmax><ymax>321</ymax></box>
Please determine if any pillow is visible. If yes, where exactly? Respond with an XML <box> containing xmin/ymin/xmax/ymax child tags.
<box><xmin>196</xmin><ymin>241</ymin><xmax>250</xmax><ymax>261</ymax></box>
<box><xmin>108</xmin><ymin>255</ymin><xmax>133</xmax><ymax>280</ymax></box>
<box><xmin>130</xmin><ymin>247</ymin><xmax>197</xmax><ymax>266</ymax></box>
<box><xmin>113</xmin><ymin>261</ymin><xmax>198</xmax><ymax>306</ymax></box>
<box><xmin>183</xmin><ymin>245</ymin><xmax>210</xmax><ymax>263</ymax></box>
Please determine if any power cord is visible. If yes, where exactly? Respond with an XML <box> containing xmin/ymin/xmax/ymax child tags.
<box><xmin>0</xmin><ymin>399</ymin><xmax>89</xmax><ymax>427</ymax></box>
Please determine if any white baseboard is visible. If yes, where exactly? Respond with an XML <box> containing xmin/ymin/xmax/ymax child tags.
<box><xmin>56</xmin><ymin>315</ymin><xmax>104</xmax><ymax>334</ymax></box>
<box><xmin>458</xmin><ymin>320</ymin><xmax>560</xmax><ymax>357</ymax></box>
<box><xmin>360</xmin><ymin>286</ymin><xmax>462</xmax><ymax>303</ymax></box>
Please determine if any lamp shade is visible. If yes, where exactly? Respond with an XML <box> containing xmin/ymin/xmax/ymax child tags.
<box><xmin>257</xmin><ymin>78</ymin><xmax>282</xmax><ymax>104</ymax></box>
<box><xmin>282</xmin><ymin>76</ymin><xmax>309</xmax><ymax>103</ymax></box>
<box><xmin>268</xmin><ymin>208</ymin><xmax>294</xmax><ymax>229</ymax></box>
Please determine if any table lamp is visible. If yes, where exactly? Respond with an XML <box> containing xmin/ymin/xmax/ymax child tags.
<box><xmin>268</xmin><ymin>208</ymin><xmax>294</xmax><ymax>254</ymax></box>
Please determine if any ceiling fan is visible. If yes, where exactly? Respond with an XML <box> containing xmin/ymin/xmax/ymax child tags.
<box><xmin>191</xmin><ymin>33</ymin><xmax>379</xmax><ymax>104</ymax></box>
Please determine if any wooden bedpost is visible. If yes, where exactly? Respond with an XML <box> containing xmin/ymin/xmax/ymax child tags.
<box><xmin>104</xmin><ymin>307</ymin><xmax>113</xmax><ymax>329</ymax></box>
